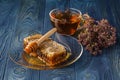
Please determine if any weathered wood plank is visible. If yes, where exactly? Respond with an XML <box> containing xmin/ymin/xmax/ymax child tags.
<box><xmin>69</xmin><ymin>0</ymin><xmax>120</xmax><ymax>80</ymax></box>
<box><xmin>3</xmin><ymin>0</ymin><xmax>46</xmax><ymax>80</ymax></box>
<box><xmin>96</xmin><ymin>0</ymin><xmax>120</xmax><ymax>80</ymax></box>
<box><xmin>0</xmin><ymin>0</ymin><xmax>20</xmax><ymax>80</ymax></box>
<box><xmin>70</xmin><ymin>0</ymin><xmax>101</xmax><ymax>80</ymax></box>
<box><xmin>39</xmin><ymin>0</ymin><xmax>77</xmax><ymax>80</ymax></box>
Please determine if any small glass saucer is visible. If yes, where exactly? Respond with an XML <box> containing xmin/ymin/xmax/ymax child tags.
<box><xmin>9</xmin><ymin>32</ymin><xmax>83</xmax><ymax>70</ymax></box>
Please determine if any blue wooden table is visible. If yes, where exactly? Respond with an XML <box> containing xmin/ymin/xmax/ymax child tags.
<box><xmin>0</xmin><ymin>0</ymin><xmax>120</xmax><ymax>80</ymax></box>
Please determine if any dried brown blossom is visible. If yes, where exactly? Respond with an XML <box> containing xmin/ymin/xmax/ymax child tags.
<box><xmin>78</xmin><ymin>14</ymin><xmax>116</xmax><ymax>55</ymax></box>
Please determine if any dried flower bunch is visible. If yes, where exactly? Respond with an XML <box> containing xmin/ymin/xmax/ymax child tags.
<box><xmin>78</xmin><ymin>14</ymin><xmax>116</xmax><ymax>55</ymax></box>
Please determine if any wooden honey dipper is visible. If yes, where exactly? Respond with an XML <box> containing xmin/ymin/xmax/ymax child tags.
<box><xmin>24</xmin><ymin>28</ymin><xmax>57</xmax><ymax>54</ymax></box>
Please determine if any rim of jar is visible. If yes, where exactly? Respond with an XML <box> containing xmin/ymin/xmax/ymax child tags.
<box><xmin>49</xmin><ymin>8</ymin><xmax>82</xmax><ymax>22</ymax></box>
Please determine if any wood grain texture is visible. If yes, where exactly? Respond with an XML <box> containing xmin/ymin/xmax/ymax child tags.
<box><xmin>0</xmin><ymin>0</ymin><xmax>119</xmax><ymax>80</ymax></box>
<box><xmin>40</xmin><ymin>0</ymin><xmax>76</xmax><ymax>80</ymax></box>
<box><xmin>0</xmin><ymin>0</ymin><xmax>19</xmax><ymax>80</ymax></box>
<box><xmin>3</xmin><ymin>0</ymin><xmax>46</xmax><ymax>80</ymax></box>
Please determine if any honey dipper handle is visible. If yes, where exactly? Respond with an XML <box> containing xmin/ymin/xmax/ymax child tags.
<box><xmin>24</xmin><ymin>28</ymin><xmax>57</xmax><ymax>54</ymax></box>
<box><xmin>37</xmin><ymin>28</ymin><xmax>57</xmax><ymax>45</ymax></box>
